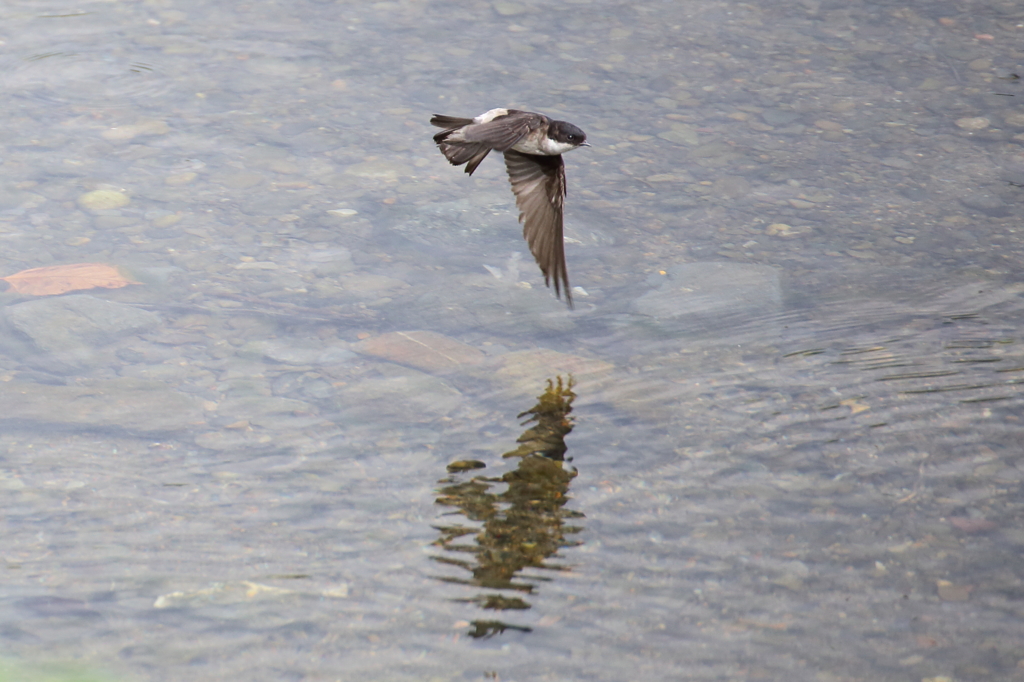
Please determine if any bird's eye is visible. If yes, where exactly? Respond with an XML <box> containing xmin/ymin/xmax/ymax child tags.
<box><xmin>567</xmin><ymin>134</ymin><xmax>577</xmax><ymax>140</ymax></box>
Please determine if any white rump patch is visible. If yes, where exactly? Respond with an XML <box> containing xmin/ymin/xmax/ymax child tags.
<box><xmin>474</xmin><ymin>108</ymin><xmax>509</xmax><ymax>123</ymax></box>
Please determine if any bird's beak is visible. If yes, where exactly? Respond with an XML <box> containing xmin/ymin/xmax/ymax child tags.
<box><xmin>580</xmin><ymin>141</ymin><xmax>591</xmax><ymax>147</ymax></box>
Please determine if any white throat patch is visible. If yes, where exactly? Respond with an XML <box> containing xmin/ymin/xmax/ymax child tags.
<box><xmin>540</xmin><ymin>137</ymin><xmax>577</xmax><ymax>155</ymax></box>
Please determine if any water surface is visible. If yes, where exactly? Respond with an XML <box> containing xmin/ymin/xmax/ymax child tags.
<box><xmin>1</xmin><ymin>1</ymin><xmax>1023</xmax><ymax>680</ymax></box>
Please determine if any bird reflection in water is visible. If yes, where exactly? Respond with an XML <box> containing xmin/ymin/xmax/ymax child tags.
<box><xmin>432</xmin><ymin>376</ymin><xmax>583</xmax><ymax>639</ymax></box>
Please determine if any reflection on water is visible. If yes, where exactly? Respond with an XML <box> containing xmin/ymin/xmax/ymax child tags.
<box><xmin>432</xmin><ymin>377</ymin><xmax>581</xmax><ymax>639</ymax></box>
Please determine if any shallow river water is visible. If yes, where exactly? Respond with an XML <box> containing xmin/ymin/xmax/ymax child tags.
<box><xmin>1</xmin><ymin>1</ymin><xmax>1023</xmax><ymax>681</ymax></box>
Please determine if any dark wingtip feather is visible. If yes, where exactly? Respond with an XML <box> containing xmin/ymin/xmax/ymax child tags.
<box><xmin>552</xmin><ymin>262</ymin><xmax>573</xmax><ymax>309</ymax></box>
<box><xmin>540</xmin><ymin>249</ymin><xmax>573</xmax><ymax>309</ymax></box>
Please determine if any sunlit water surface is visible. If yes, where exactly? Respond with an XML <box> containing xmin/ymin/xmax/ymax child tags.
<box><xmin>1</xmin><ymin>0</ymin><xmax>1023</xmax><ymax>680</ymax></box>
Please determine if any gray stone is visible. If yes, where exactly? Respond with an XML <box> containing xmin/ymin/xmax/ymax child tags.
<box><xmin>0</xmin><ymin>378</ymin><xmax>206</xmax><ymax>434</ymax></box>
<box><xmin>216</xmin><ymin>395</ymin><xmax>319</xmax><ymax>427</ymax></box>
<box><xmin>333</xmin><ymin>367</ymin><xmax>462</xmax><ymax>423</ymax></box>
<box><xmin>240</xmin><ymin>339</ymin><xmax>324</xmax><ymax>365</ymax></box>
<box><xmin>6</xmin><ymin>295</ymin><xmax>161</xmax><ymax>369</ymax></box>
<box><xmin>631</xmin><ymin>262</ymin><xmax>783</xmax><ymax>323</ymax></box>
<box><xmin>959</xmin><ymin>193</ymin><xmax>1011</xmax><ymax>217</ymax></box>
<box><xmin>761</xmin><ymin>109</ymin><xmax>801</xmax><ymax>126</ymax></box>
<box><xmin>7</xmin><ymin>295</ymin><xmax>161</xmax><ymax>353</ymax></box>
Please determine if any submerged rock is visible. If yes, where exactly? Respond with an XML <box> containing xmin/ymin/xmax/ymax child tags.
<box><xmin>5</xmin><ymin>295</ymin><xmax>161</xmax><ymax>369</ymax></box>
<box><xmin>0</xmin><ymin>378</ymin><xmax>206</xmax><ymax>435</ymax></box>
<box><xmin>631</xmin><ymin>261</ymin><xmax>783</xmax><ymax>325</ymax></box>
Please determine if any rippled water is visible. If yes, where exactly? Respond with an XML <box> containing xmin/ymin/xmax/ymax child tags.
<box><xmin>0</xmin><ymin>0</ymin><xmax>1023</xmax><ymax>680</ymax></box>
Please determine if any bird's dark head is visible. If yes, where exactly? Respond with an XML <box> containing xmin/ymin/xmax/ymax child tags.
<box><xmin>549</xmin><ymin>120</ymin><xmax>589</xmax><ymax>148</ymax></box>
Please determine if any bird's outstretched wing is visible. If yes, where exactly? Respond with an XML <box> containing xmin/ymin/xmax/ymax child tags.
<box><xmin>504</xmin><ymin>150</ymin><xmax>572</xmax><ymax>307</ymax></box>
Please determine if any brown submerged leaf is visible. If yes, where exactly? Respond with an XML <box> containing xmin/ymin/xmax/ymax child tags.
<box><xmin>1</xmin><ymin>263</ymin><xmax>139</xmax><ymax>296</ymax></box>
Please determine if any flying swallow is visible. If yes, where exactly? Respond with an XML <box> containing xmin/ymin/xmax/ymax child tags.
<box><xmin>430</xmin><ymin>108</ymin><xmax>589</xmax><ymax>306</ymax></box>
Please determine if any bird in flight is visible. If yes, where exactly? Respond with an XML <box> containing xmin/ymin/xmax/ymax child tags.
<box><xmin>430</xmin><ymin>108</ymin><xmax>589</xmax><ymax>307</ymax></box>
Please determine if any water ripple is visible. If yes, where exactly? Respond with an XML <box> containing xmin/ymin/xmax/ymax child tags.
<box><xmin>2</xmin><ymin>47</ymin><xmax>172</xmax><ymax>107</ymax></box>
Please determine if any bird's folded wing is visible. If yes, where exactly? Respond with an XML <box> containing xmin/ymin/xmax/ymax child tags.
<box><xmin>462</xmin><ymin>116</ymin><xmax>536</xmax><ymax>151</ymax></box>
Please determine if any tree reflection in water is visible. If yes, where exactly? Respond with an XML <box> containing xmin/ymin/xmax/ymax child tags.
<box><xmin>431</xmin><ymin>376</ymin><xmax>584</xmax><ymax>639</ymax></box>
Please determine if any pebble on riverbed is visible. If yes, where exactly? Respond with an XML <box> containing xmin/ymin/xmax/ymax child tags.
<box><xmin>77</xmin><ymin>189</ymin><xmax>130</xmax><ymax>211</ymax></box>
